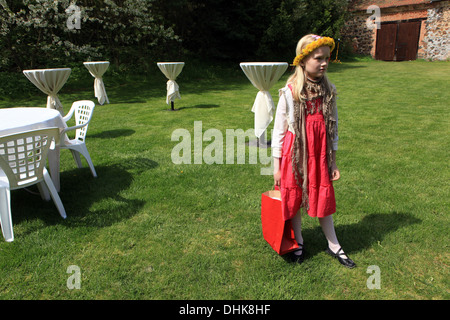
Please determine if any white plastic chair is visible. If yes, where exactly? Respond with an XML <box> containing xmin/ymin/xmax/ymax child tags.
<box><xmin>0</xmin><ymin>128</ymin><xmax>66</xmax><ymax>242</ymax></box>
<box><xmin>60</xmin><ymin>100</ymin><xmax>97</xmax><ymax>177</ymax></box>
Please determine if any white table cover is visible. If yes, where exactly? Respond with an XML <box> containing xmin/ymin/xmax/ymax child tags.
<box><xmin>83</xmin><ymin>61</ymin><xmax>110</xmax><ymax>105</ymax></box>
<box><xmin>240</xmin><ymin>62</ymin><xmax>288</xmax><ymax>138</ymax></box>
<box><xmin>0</xmin><ymin>108</ymin><xmax>67</xmax><ymax>191</ymax></box>
<box><xmin>157</xmin><ymin>62</ymin><xmax>185</xmax><ymax>104</ymax></box>
<box><xmin>23</xmin><ymin>68</ymin><xmax>71</xmax><ymax>115</ymax></box>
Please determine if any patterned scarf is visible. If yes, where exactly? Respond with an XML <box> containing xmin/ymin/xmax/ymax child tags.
<box><xmin>291</xmin><ymin>77</ymin><xmax>337</xmax><ymax>210</ymax></box>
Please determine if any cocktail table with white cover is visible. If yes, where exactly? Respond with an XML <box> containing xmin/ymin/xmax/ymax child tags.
<box><xmin>83</xmin><ymin>61</ymin><xmax>110</xmax><ymax>105</ymax></box>
<box><xmin>157</xmin><ymin>62</ymin><xmax>185</xmax><ymax>105</ymax></box>
<box><xmin>22</xmin><ymin>68</ymin><xmax>71</xmax><ymax>115</ymax></box>
<box><xmin>239</xmin><ymin>62</ymin><xmax>288</xmax><ymax>141</ymax></box>
<box><xmin>0</xmin><ymin>108</ymin><xmax>66</xmax><ymax>191</ymax></box>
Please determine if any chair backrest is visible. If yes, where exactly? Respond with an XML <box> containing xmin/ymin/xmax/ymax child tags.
<box><xmin>72</xmin><ymin>100</ymin><xmax>95</xmax><ymax>142</ymax></box>
<box><xmin>0</xmin><ymin>128</ymin><xmax>59</xmax><ymax>190</ymax></box>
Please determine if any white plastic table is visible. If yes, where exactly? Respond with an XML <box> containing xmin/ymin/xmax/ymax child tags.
<box><xmin>0</xmin><ymin>108</ymin><xmax>66</xmax><ymax>191</ymax></box>
<box><xmin>22</xmin><ymin>68</ymin><xmax>71</xmax><ymax>115</ymax></box>
<box><xmin>157</xmin><ymin>62</ymin><xmax>185</xmax><ymax>110</ymax></box>
<box><xmin>240</xmin><ymin>62</ymin><xmax>288</xmax><ymax>146</ymax></box>
<box><xmin>83</xmin><ymin>61</ymin><xmax>110</xmax><ymax>105</ymax></box>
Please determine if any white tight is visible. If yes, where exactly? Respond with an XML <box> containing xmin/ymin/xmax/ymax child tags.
<box><xmin>292</xmin><ymin>212</ymin><xmax>304</xmax><ymax>245</ymax></box>
<box><xmin>292</xmin><ymin>212</ymin><xmax>346</xmax><ymax>256</ymax></box>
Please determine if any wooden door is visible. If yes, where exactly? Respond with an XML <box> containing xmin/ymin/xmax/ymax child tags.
<box><xmin>376</xmin><ymin>23</ymin><xmax>397</xmax><ymax>61</ymax></box>
<box><xmin>396</xmin><ymin>21</ymin><xmax>421</xmax><ymax>61</ymax></box>
<box><xmin>376</xmin><ymin>21</ymin><xmax>421</xmax><ymax>61</ymax></box>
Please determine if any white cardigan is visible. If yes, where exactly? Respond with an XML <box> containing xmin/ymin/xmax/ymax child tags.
<box><xmin>271</xmin><ymin>85</ymin><xmax>339</xmax><ymax>158</ymax></box>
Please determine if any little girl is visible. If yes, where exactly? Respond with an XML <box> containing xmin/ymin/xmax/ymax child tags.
<box><xmin>272</xmin><ymin>34</ymin><xmax>355</xmax><ymax>268</ymax></box>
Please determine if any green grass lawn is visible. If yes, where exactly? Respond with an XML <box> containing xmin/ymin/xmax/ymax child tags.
<box><xmin>0</xmin><ymin>58</ymin><xmax>448</xmax><ymax>300</ymax></box>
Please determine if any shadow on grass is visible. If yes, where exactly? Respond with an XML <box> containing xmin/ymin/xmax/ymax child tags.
<box><xmin>178</xmin><ymin>104</ymin><xmax>220</xmax><ymax>110</ymax></box>
<box><xmin>283</xmin><ymin>212</ymin><xmax>421</xmax><ymax>262</ymax></box>
<box><xmin>8</xmin><ymin>157</ymin><xmax>158</xmax><ymax>235</ymax></box>
<box><xmin>89</xmin><ymin>129</ymin><xmax>136</xmax><ymax>139</ymax></box>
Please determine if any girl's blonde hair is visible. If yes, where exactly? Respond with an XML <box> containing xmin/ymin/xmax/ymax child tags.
<box><xmin>287</xmin><ymin>34</ymin><xmax>334</xmax><ymax>101</ymax></box>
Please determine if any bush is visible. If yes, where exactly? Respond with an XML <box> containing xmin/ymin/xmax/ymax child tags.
<box><xmin>257</xmin><ymin>0</ymin><xmax>349</xmax><ymax>61</ymax></box>
<box><xmin>0</xmin><ymin>0</ymin><xmax>181</xmax><ymax>72</ymax></box>
<box><xmin>0</xmin><ymin>0</ymin><xmax>349</xmax><ymax>72</ymax></box>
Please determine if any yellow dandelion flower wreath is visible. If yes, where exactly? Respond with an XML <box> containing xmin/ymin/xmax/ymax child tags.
<box><xmin>291</xmin><ymin>36</ymin><xmax>335</xmax><ymax>66</ymax></box>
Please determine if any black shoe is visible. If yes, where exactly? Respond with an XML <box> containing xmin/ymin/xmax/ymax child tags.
<box><xmin>326</xmin><ymin>247</ymin><xmax>356</xmax><ymax>269</ymax></box>
<box><xmin>290</xmin><ymin>243</ymin><xmax>305</xmax><ymax>264</ymax></box>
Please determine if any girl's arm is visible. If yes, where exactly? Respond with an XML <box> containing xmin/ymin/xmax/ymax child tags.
<box><xmin>272</xmin><ymin>88</ymin><xmax>289</xmax><ymax>186</ymax></box>
<box><xmin>330</xmin><ymin>150</ymin><xmax>340</xmax><ymax>181</ymax></box>
<box><xmin>273</xmin><ymin>157</ymin><xmax>282</xmax><ymax>186</ymax></box>
<box><xmin>331</xmin><ymin>84</ymin><xmax>339</xmax><ymax>181</ymax></box>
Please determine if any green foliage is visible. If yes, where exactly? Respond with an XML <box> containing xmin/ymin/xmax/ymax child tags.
<box><xmin>0</xmin><ymin>0</ymin><xmax>349</xmax><ymax>72</ymax></box>
<box><xmin>257</xmin><ymin>0</ymin><xmax>349</xmax><ymax>61</ymax></box>
<box><xmin>158</xmin><ymin>0</ymin><xmax>279</xmax><ymax>61</ymax></box>
<box><xmin>257</xmin><ymin>0</ymin><xmax>309</xmax><ymax>61</ymax></box>
<box><xmin>0</xmin><ymin>0</ymin><xmax>181</xmax><ymax>71</ymax></box>
<box><xmin>0</xmin><ymin>70</ymin><xmax>34</xmax><ymax>98</ymax></box>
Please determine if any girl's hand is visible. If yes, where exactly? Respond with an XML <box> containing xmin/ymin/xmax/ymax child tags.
<box><xmin>274</xmin><ymin>170</ymin><xmax>281</xmax><ymax>187</ymax></box>
<box><xmin>330</xmin><ymin>162</ymin><xmax>340</xmax><ymax>181</ymax></box>
<box><xmin>273</xmin><ymin>157</ymin><xmax>282</xmax><ymax>187</ymax></box>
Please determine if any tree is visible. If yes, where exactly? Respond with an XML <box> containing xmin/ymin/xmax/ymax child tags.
<box><xmin>258</xmin><ymin>0</ymin><xmax>349</xmax><ymax>61</ymax></box>
<box><xmin>0</xmin><ymin>0</ymin><xmax>349</xmax><ymax>71</ymax></box>
<box><xmin>0</xmin><ymin>0</ymin><xmax>180</xmax><ymax>71</ymax></box>
<box><xmin>159</xmin><ymin>0</ymin><xmax>349</xmax><ymax>62</ymax></box>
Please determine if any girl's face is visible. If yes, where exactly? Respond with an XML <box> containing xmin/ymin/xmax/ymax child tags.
<box><xmin>302</xmin><ymin>46</ymin><xmax>331</xmax><ymax>80</ymax></box>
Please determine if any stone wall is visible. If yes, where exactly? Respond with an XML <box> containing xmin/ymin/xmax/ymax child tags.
<box><xmin>341</xmin><ymin>12</ymin><xmax>375</xmax><ymax>56</ymax></box>
<box><xmin>342</xmin><ymin>0</ymin><xmax>449</xmax><ymax>61</ymax></box>
<box><xmin>421</xmin><ymin>1</ymin><xmax>450</xmax><ymax>61</ymax></box>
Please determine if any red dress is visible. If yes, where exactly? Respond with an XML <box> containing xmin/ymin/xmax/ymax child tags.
<box><xmin>280</xmin><ymin>96</ymin><xmax>336</xmax><ymax>220</ymax></box>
